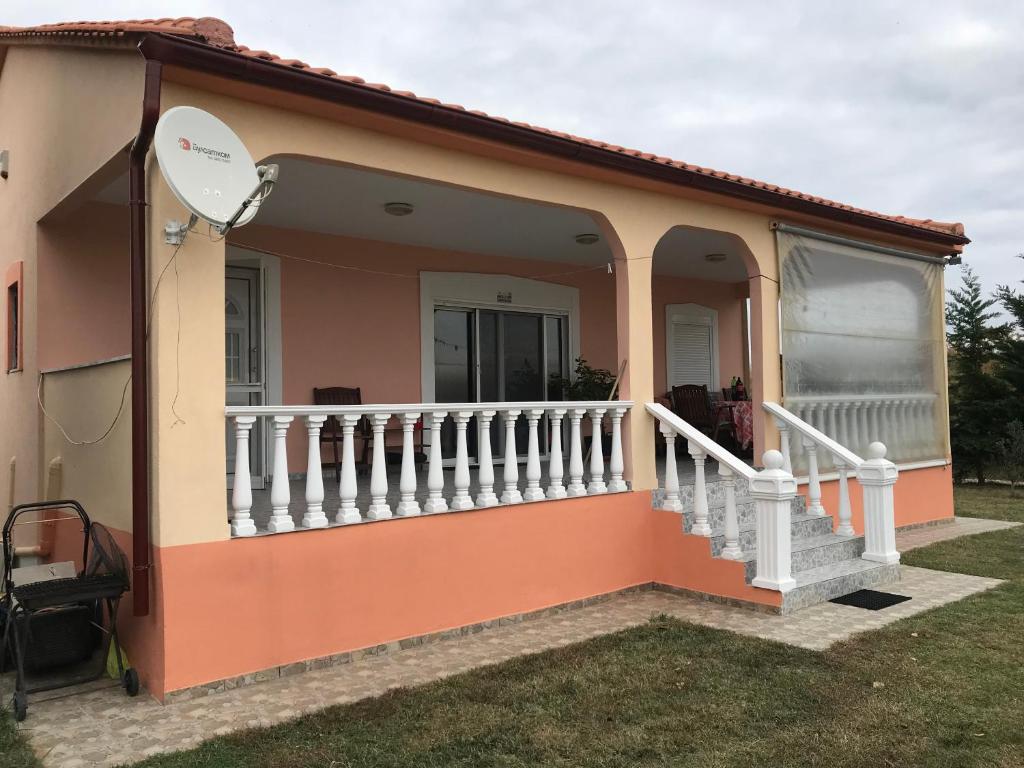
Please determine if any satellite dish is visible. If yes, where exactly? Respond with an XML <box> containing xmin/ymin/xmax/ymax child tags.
<box><xmin>154</xmin><ymin>106</ymin><xmax>277</xmax><ymax>233</ymax></box>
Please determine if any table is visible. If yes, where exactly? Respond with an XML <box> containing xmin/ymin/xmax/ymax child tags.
<box><xmin>717</xmin><ymin>400</ymin><xmax>753</xmax><ymax>451</ymax></box>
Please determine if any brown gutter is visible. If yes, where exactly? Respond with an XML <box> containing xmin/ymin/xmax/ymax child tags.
<box><xmin>138</xmin><ymin>33</ymin><xmax>968</xmax><ymax>251</ymax></box>
<box><xmin>127</xmin><ymin>57</ymin><xmax>162</xmax><ymax>617</ymax></box>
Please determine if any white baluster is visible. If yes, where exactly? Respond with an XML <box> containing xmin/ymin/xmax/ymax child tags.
<box><xmin>803</xmin><ymin>436</ymin><xmax>826</xmax><ymax>516</ymax></box>
<box><xmin>500</xmin><ymin>409</ymin><xmax>523</xmax><ymax>504</ymax></box>
<box><xmin>336</xmin><ymin>413</ymin><xmax>362</xmax><ymax>524</ymax></box>
<box><xmin>475</xmin><ymin>410</ymin><xmax>499</xmax><ymax>507</ymax></box>
<box><xmin>566</xmin><ymin>408</ymin><xmax>587</xmax><ymax>497</ymax></box>
<box><xmin>423</xmin><ymin>411</ymin><xmax>449</xmax><ymax>513</ymax></box>
<box><xmin>522</xmin><ymin>408</ymin><xmax>545</xmax><ymax>502</ymax></box>
<box><xmin>396</xmin><ymin>412</ymin><xmax>422</xmax><ymax>516</ymax></box>
<box><xmin>658</xmin><ymin>422</ymin><xmax>683</xmax><ymax>512</ymax></box>
<box><xmin>827</xmin><ymin>402</ymin><xmax>838</xmax><ymax>442</ymax></box>
<box><xmin>837</xmin><ymin>403</ymin><xmax>850</xmax><ymax>449</ymax></box>
<box><xmin>451</xmin><ymin>411</ymin><xmax>475</xmax><ymax>510</ymax></box>
<box><xmin>850</xmin><ymin>401</ymin><xmax>862</xmax><ymax>455</ymax></box>
<box><xmin>302</xmin><ymin>415</ymin><xmax>329</xmax><ymax>528</ymax></box>
<box><xmin>870</xmin><ymin>401</ymin><xmax>881</xmax><ymax>446</ymax></box>
<box><xmin>857</xmin><ymin>442</ymin><xmax>900</xmax><ymax>564</ymax></box>
<box><xmin>268</xmin><ymin>415</ymin><xmax>295</xmax><ymax>533</ymax></box>
<box><xmin>546</xmin><ymin>408</ymin><xmax>567</xmax><ymax>499</ymax></box>
<box><xmin>607</xmin><ymin>407</ymin><xmax>627</xmax><ymax>492</ymax></box>
<box><xmin>750</xmin><ymin>450</ymin><xmax>797</xmax><ymax>592</ymax></box>
<box><xmin>719</xmin><ymin>466</ymin><xmax>742</xmax><ymax>559</ymax></box>
<box><xmin>688</xmin><ymin>441</ymin><xmax>711</xmax><ymax>536</ymax></box>
<box><xmin>366</xmin><ymin>413</ymin><xmax>392</xmax><ymax>520</ymax></box>
<box><xmin>587</xmin><ymin>408</ymin><xmax>608</xmax><ymax>494</ymax></box>
<box><xmin>776</xmin><ymin>419</ymin><xmax>793</xmax><ymax>475</ymax></box>
<box><xmin>895</xmin><ymin>399</ymin><xmax>910</xmax><ymax>459</ymax></box>
<box><xmin>230</xmin><ymin>416</ymin><xmax>257</xmax><ymax>537</ymax></box>
<box><xmin>835</xmin><ymin>459</ymin><xmax>854</xmax><ymax>536</ymax></box>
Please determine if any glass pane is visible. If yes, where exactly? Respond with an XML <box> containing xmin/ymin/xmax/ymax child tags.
<box><xmin>503</xmin><ymin>313</ymin><xmax>543</xmax><ymax>401</ymax></box>
<box><xmin>545</xmin><ymin>316</ymin><xmax>567</xmax><ymax>400</ymax></box>
<box><xmin>434</xmin><ymin>309</ymin><xmax>474</xmax><ymax>403</ymax></box>
<box><xmin>479</xmin><ymin>311</ymin><xmax>500</xmax><ymax>403</ymax></box>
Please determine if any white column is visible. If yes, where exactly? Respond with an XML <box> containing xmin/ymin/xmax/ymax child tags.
<box><xmin>587</xmin><ymin>408</ymin><xmax>608</xmax><ymax>494</ymax></box>
<box><xmin>719</xmin><ymin>465</ymin><xmax>742</xmax><ymax>559</ymax></box>
<box><xmin>803</xmin><ymin>436</ymin><xmax>826</xmax><ymax>516</ymax></box>
<box><xmin>750</xmin><ymin>450</ymin><xmax>797</xmax><ymax>592</ymax></box>
<box><xmin>776</xmin><ymin>419</ymin><xmax>793</xmax><ymax>475</ymax></box>
<box><xmin>500</xmin><ymin>409</ymin><xmax>523</xmax><ymax>504</ymax></box>
<box><xmin>423</xmin><ymin>411</ymin><xmax>449</xmax><ymax>514</ymax></box>
<box><xmin>230</xmin><ymin>416</ymin><xmax>257</xmax><ymax>537</ymax></box>
<box><xmin>607</xmin><ymin>407</ymin><xmax>627</xmax><ymax>492</ymax></box>
<box><xmin>688</xmin><ymin>441</ymin><xmax>711</xmax><ymax>536</ymax></box>
<box><xmin>475</xmin><ymin>410</ymin><xmax>499</xmax><ymax>507</ymax></box>
<box><xmin>566</xmin><ymin>408</ymin><xmax>587</xmax><ymax>497</ymax></box>
<box><xmin>268</xmin><ymin>415</ymin><xmax>295</xmax><ymax>533</ymax></box>
<box><xmin>451</xmin><ymin>411</ymin><xmax>475</xmax><ymax>510</ymax></box>
<box><xmin>658</xmin><ymin>422</ymin><xmax>683</xmax><ymax>512</ymax></box>
<box><xmin>835</xmin><ymin>459</ymin><xmax>854</xmax><ymax>536</ymax></box>
<box><xmin>546</xmin><ymin>408</ymin><xmax>567</xmax><ymax>500</ymax></box>
<box><xmin>396</xmin><ymin>412</ymin><xmax>422</xmax><ymax>516</ymax></box>
<box><xmin>523</xmin><ymin>408</ymin><xmax>546</xmax><ymax>502</ymax></box>
<box><xmin>856</xmin><ymin>442</ymin><xmax>900</xmax><ymax>564</ymax></box>
<box><xmin>336</xmin><ymin>413</ymin><xmax>362</xmax><ymax>524</ymax></box>
<box><xmin>302</xmin><ymin>415</ymin><xmax>329</xmax><ymax>528</ymax></box>
<box><xmin>366</xmin><ymin>412</ymin><xmax>392</xmax><ymax>520</ymax></box>
<box><xmin>837</xmin><ymin>403</ymin><xmax>850</xmax><ymax>448</ymax></box>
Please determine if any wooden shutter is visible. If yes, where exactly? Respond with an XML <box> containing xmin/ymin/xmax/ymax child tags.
<box><xmin>669</xmin><ymin>321</ymin><xmax>713</xmax><ymax>388</ymax></box>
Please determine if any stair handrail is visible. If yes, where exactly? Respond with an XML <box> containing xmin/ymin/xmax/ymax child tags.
<box><xmin>762</xmin><ymin>401</ymin><xmax>862</xmax><ymax>471</ymax></box>
<box><xmin>646</xmin><ymin>403</ymin><xmax>756</xmax><ymax>480</ymax></box>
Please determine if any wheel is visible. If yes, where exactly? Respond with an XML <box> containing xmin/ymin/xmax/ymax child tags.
<box><xmin>12</xmin><ymin>691</ymin><xmax>27</xmax><ymax>722</ymax></box>
<box><xmin>123</xmin><ymin>667</ymin><xmax>140</xmax><ymax>697</ymax></box>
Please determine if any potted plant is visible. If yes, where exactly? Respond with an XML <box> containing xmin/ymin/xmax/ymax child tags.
<box><xmin>549</xmin><ymin>358</ymin><xmax>617</xmax><ymax>452</ymax></box>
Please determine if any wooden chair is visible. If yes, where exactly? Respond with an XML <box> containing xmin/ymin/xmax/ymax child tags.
<box><xmin>313</xmin><ymin>386</ymin><xmax>370</xmax><ymax>483</ymax></box>
<box><xmin>669</xmin><ymin>384</ymin><xmax>736</xmax><ymax>445</ymax></box>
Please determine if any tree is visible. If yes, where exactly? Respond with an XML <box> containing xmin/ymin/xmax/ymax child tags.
<box><xmin>946</xmin><ymin>266</ymin><xmax>1010</xmax><ymax>483</ymax></box>
<box><xmin>995</xmin><ymin>421</ymin><xmax>1024</xmax><ymax>496</ymax></box>
<box><xmin>995</xmin><ymin>254</ymin><xmax>1024</xmax><ymax>422</ymax></box>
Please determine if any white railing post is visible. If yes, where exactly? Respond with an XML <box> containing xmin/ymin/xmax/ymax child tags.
<box><xmin>587</xmin><ymin>407</ymin><xmax>608</xmax><ymax>494</ymax></box>
<box><xmin>230</xmin><ymin>416</ymin><xmax>258</xmax><ymax>537</ymax></box>
<box><xmin>688</xmin><ymin>441</ymin><xmax>711</xmax><ymax>536</ymax></box>
<box><xmin>336</xmin><ymin>413</ymin><xmax>363</xmax><ymax>524</ymax></box>
<box><xmin>451</xmin><ymin>410</ymin><xmax>475</xmax><ymax>510</ymax></box>
<box><xmin>777</xmin><ymin>419</ymin><xmax>793</xmax><ymax>475</ymax></box>
<box><xmin>302</xmin><ymin>415</ymin><xmax>329</xmax><ymax>528</ymax></box>
<box><xmin>475</xmin><ymin>409</ymin><xmax>499</xmax><ymax>507</ymax></box>
<box><xmin>566</xmin><ymin>408</ymin><xmax>587</xmax><ymax>497</ymax></box>
<box><xmin>607</xmin><ymin>407</ymin><xmax>627</xmax><ymax>492</ymax></box>
<box><xmin>396</xmin><ymin>412</ymin><xmax>422</xmax><ymax>516</ymax></box>
<box><xmin>523</xmin><ymin>408</ymin><xmax>546</xmax><ymax>501</ymax></box>
<box><xmin>367</xmin><ymin>412</ymin><xmax>393</xmax><ymax>520</ymax></box>
<box><xmin>424</xmin><ymin>412</ymin><xmax>448</xmax><ymax>514</ymax></box>
<box><xmin>500</xmin><ymin>409</ymin><xmax>523</xmax><ymax>504</ymax></box>
<box><xmin>750</xmin><ymin>450</ymin><xmax>797</xmax><ymax>592</ymax></box>
<box><xmin>835</xmin><ymin>458</ymin><xmax>854</xmax><ymax>536</ymax></box>
<box><xmin>658</xmin><ymin>422</ymin><xmax>683</xmax><ymax>512</ymax></box>
<box><xmin>718</xmin><ymin>465</ymin><xmax>742</xmax><ymax>559</ymax></box>
<box><xmin>803</xmin><ymin>436</ymin><xmax>826</xmax><ymax>516</ymax></box>
<box><xmin>268</xmin><ymin>415</ymin><xmax>295</xmax><ymax>533</ymax></box>
<box><xmin>546</xmin><ymin>408</ymin><xmax>567</xmax><ymax>499</ymax></box>
<box><xmin>856</xmin><ymin>442</ymin><xmax>900</xmax><ymax>564</ymax></box>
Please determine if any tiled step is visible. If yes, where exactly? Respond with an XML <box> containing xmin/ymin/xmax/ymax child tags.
<box><xmin>681</xmin><ymin>494</ymin><xmax>808</xmax><ymax>535</ymax></box>
<box><xmin>707</xmin><ymin>513</ymin><xmax>835</xmax><ymax>556</ymax></box>
<box><xmin>780</xmin><ymin>559</ymin><xmax>901</xmax><ymax>614</ymax></box>
<box><xmin>735</xmin><ymin>533</ymin><xmax>865</xmax><ymax>581</ymax></box>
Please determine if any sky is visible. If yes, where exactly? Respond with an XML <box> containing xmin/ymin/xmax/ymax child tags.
<box><xmin>5</xmin><ymin>1</ymin><xmax>1023</xmax><ymax>301</ymax></box>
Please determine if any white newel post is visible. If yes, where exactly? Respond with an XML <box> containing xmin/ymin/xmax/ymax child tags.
<box><xmin>835</xmin><ymin>459</ymin><xmax>855</xmax><ymax>536</ymax></box>
<box><xmin>396</xmin><ymin>412</ymin><xmax>423</xmax><ymax>516</ymax></box>
<box><xmin>777</xmin><ymin>419</ymin><xmax>793</xmax><ymax>475</ymax></box>
<box><xmin>230</xmin><ymin>416</ymin><xmax>258</xmax><ymax>536</ymax></box>
<box><xmin>546</xmin><ymin>409</ymin><xmax>567</xmax><ymax>499</ymax></box>
<box><xmin>658</xmin><ymin>422</ymin><xmax>683</xmax><ymax>512</ymax></box>
<box><xmin>587</xmin><ymin>408</ymin><xmax>608</xmax><ymax>494</ymax></box>
<box><xmin>688</xmin><ymin>441</ymin><xmax>711</xmax><ymax>536</ymax></box>
<box><xmin>367</xmin><ymin>413</ymin><xmax>393</xmax><ymax>520</ymax></box>
<box><xmin>523</xmin><ymin>409</ymin><xmax>545</xmax><ymax>502</ymax></box>
<box><xmin>607</xmin><ymin>407</ymin><xmax>627</xmax><ymax>492</ymax></box>
<box><xmin>566</xmin><ymin>408</ymin><xmax>587</xmax><ymax>497</ymax></box>
<box><xmin>302</xmin><ymin>415</ymin><xmax>329</xmax><ymax>528</ymax></box>
<box><xmin>750</xmin><ymin>450</ymin><xmax>797</xmax><ymax>592</ymax></box>
<box><xmin>803</xmin><ymin>436</ymin><xmax>826</xmax><ymax>516</ymax></box>
<box><xmin>424</xmin><ymin>412</ymin><xmax>448</xmax><ymax>513</ymax></box>
<box><xmin>501</xmin><ymin>409</ymin><xmax>523</xmax><ymax>504</ymax></box>
<box><xmin>718</xmin><ymin>465</ymin><xmax>742</xmax><ymax>559</ymax></box>
<box><xmin>336</xmin><ymin>414</ymin><xmax>363</xmax><ymax>524</ymax></box>
<box><xmin>451</xmin><ymin>411</ymin><xmax>475</xmax><ymax>510</ymax></box>
<box><xmin>856</xmin><ymin>442</ymin><xmax>900</xmax><ymax>564</ymax></box>
<box><xmin>268</xmin><ymin>415</ymin><xmax>295</xmax><ymax>533</ymax></box>
<box><xmin>475</xmin><ymin>410</ymin><xmax>499</xmax><ymax>507</ymax></box>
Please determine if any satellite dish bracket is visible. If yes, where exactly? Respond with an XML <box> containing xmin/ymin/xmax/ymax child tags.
<box><xmin>215</xmin><ymin>163</ymin><xmax>279</xmax><ymax>236</ymax></box>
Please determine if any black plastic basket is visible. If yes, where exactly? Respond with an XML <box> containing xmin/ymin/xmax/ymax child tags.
<box><xmin>15</xmin><ymin>604</ymin><xmax>97</xmax><ymax>673</ymax></box>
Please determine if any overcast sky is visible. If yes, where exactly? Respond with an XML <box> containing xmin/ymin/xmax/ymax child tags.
<box><xmin>6</xmin><ymin>1</ymin><xmax>1023</xmax><ymax>300</ymax></box>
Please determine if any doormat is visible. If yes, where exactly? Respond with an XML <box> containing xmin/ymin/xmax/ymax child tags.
<box><xmin>829</xmin><ymin>590</ymin><xmax>911</xmax><ymax>611</ymax></box>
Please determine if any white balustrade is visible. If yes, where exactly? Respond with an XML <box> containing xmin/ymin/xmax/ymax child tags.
<box><xmin>802</xmin><ymin>436</ymin><xmax>826</xmax><ymax>516</ymax></box>
<box><xmin>687</xmin><ymin>441</ymin><xmax>711</xmax><ymax>536</ymax></box>
<box><xmin>750</xmin><ymin>450</ymin><xmax>797</xmax><ymax>592</ymax></box>
<box><xmin>225</xmin><ymin>400</ymin><xmax>633</xmax><ymax>536</ymax></box>
<box><xmin>718</xmin><ymin>466</ymin><xmax>742</xmax><ymax>560</ymax></box>
<box><xmin>856</xmin><ymin>442</ymin><xmax>900</xmax><ymax>564</ymax></box>
<box><xmin>657</xmin><ymin>421</ymin><xmax>683</xmax><ymax>512</ymax></box>
<box><xmin>835</xmin><ymin>459</ymin><xmax>854</xmax><ymax>536</ymax></box>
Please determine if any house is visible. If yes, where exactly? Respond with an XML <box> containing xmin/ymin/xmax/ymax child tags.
<box><xmin>0</xmin><ymin>17</ymin><xmax>965</xmax><ymax>702</ymax></box>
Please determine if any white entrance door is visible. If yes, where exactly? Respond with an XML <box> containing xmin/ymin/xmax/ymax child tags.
<box><xmin>226</xmin><ymin>266</ymin><xmax>267</xmax><ymax>489</ymax></box>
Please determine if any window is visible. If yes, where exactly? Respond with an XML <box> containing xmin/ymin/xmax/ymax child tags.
<box><xmin>666</xmin><ymin>304</ymin><xmax>719</xmax><ymax>392</ymax></box>
<box><xmin>5</xmin><ymin>262</ymin><xmax>22</xmax><ymax>373</ymax></box>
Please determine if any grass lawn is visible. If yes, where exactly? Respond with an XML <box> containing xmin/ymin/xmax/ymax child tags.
<box><xmin>3</xmin><ymin>485</ymin><xmax>1023</xmax><ymax>767</ymax></box>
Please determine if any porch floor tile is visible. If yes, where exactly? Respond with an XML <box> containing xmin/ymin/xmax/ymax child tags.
<box><xmin>4</xmin><ymin>518</ymin><xmax>1012</xmax><ymax>767</ymax></box>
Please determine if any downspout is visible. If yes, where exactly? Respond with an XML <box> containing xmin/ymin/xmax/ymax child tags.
<box><xmin>128</xmin><ymin>57</ymin><xmax>162</xmax><ymax>617</ymax></box>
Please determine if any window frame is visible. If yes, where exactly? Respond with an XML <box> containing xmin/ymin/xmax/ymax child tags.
<box><xmin>5</xmin><ymin>261</ymin><xmax>23</xmax><ymax>374</ymax></box>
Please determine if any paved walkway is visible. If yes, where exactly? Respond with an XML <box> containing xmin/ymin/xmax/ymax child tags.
<box><xmin>6</xmin><ymin>517</ymin><xmax>1016</xmax><ymax>767</ymax></box>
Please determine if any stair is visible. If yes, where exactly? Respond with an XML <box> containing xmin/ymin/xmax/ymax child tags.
<box><xmin>676</xmin><ymin>475</ymin><xmax>900</xmax><ymax>613</ymax></box>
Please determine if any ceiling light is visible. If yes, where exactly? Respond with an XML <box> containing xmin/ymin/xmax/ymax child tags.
<box><xmin>704</xmin><ymin>252</ymin><xmax>727</xmax><ymax>262</ymax></box>
<box><xmin>383</xmin><ymin>201</ymin><xmax>414</xmax><ymax>216</ymax></box>
<box><xmin>575</xmin><ymin>233</ymin><xmax>600</xmax><ymax>246</ymax></box>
